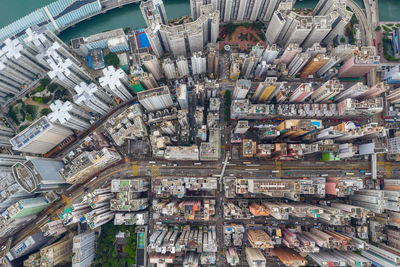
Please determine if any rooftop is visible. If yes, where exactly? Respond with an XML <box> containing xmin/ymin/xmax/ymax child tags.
<box><xmin>137</xmin><ymin>86</ymin><xmax>171</xmax><ymax>100</ymax></box>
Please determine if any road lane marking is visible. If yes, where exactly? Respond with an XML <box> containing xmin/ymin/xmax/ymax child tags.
<box><xmin>275</xmin><ymin>161</ymin><xmax>282</xmax><ymax>177</ymax></box>
<box><xmin>385</xmin><ymin>163</ymin><xmax>391</xmax><ymax>178</ymax></box>
<box><xmin>151</xmin><ymin>165</ymin><xmax>159</xmax><ymax>178</ymax></box>
<box><xmin>132</xmin><ymin>161</ymin><xmax>138</xmax><ymax>176</ymax></box>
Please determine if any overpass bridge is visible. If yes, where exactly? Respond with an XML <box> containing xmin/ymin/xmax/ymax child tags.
<box><xmin>55</xmin><ymin>0</ymin><xmax>141</xmax><ymax>32</ymax></box>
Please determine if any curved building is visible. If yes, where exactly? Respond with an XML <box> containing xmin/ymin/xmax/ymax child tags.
<box><xmin>12</xmin><ymin>157</ymin><xmax>66</xmax><ymax>193</ymax></box>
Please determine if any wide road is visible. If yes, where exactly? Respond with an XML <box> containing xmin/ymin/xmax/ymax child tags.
<box><xmin>11</xmin><ymin>158</ymin><xmax>381</xmax><ymax>244</ymax></box>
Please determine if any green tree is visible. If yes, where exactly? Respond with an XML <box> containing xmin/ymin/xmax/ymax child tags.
<box><xmin>31</xmin><ymin>86</ymin><xmax>44</xmax><ymax>95</ymax></box>
<box><xmin>26</xmin><ymin>115</ymin><xmax>34</xmax><ymax>122</ymax></box>
<box><xmin>42</xmin><ymin>96</ymin><xmax>52</xmax><ymax>104</ymax></box>
<box><xmin>47</xmin><ymin>83</ymin><xmax>58</xmax><ymax>93</ymax></box>
<box><xmin>92</xmin><ymin>222</ymin><xmax>138</xmax><ymax>267</ymax></box>
<box><xmin>5</xmin><ymin>93</ymin><xmax>14</xmax><ymax>100</ymax></box>
<box><xmin>123</xmin><ymin>27</ymin><xmax>131</xmax><ymax>34</ymax></box>
<box><xmin>41</xmin><ymin>108</ymin><xmax>52</xmax><ymax>116</ymax></box>
<box><xmin>19</xmin><ymin>125</ymin><xmax>28</xmax><ymax>131</ymax></box>
<box><xmin>249</xmin><ymin>33</ymin><xmax>257</xmax><ymax>42</ymax></box>
<box><xmin>7</xmin><ymin>107</ymin><xmax>18</xmax><ymax>125</ymax></box>
<box><xmin>257</xmin><ymin>32</ymin><xmax>265</xmax><ymax>41</ymax></box>
<box><xmin>20</xmin><ymin>109</ymin><xmax>26</xmax><ymax>122</ymax></box>
<box><xmin>124</xmin><ymin>68</ymin><xmax>131</xmax><ymax>75</ymax></box>
<box><xmin>340</xmin><ymin>37</ymin><xmax>346</xmax><ymax>43</ymax></box>
<box><xmin>349</xmin><ymin>14</ymin><xmax>358</xmax><ymax>26</ymax></box>
<box><xmin>25</xmin><ymin>105</ymin><xmax>38</xmax><ymax>116</ymax></box>
<box><xmin>126</xmin><ymin>258</ymin><xmax>135</xmax><ymax>266</ymax></box>
<box><xmin>33</xmin><ymin>96</ymin><xmax>43</xmax><ymax>104</ymax></box>
<box><xmin>109</xmin><ymin>258</ymin><xmax>120</xmax><ymax>267</ymax></box>
<box><xmin>375</xmin><ymin>26</ymin><xmax>381</xmax><ymax>31</ymax></box>
<box><xmin>40</xmin><ymin>78</ymin><xmax>51</xmax><ymax>88</ymax></box>
<box><xmin>382</xmin><ymin>25</ymin><xmax>391</xmax><ymax>32</ymax></box>
<box><xmin>119</xmin><ymin>257</ymin><xmax>127</xmax><ymax>267</ymax></box>
<box><xmin>105</xmin><ymin>53</ymin><xmax>120</xmax><ymax>68</ymax></box>
<box><xmin>251</xmin><ymin>21</ymin><xmax>263</xmax><ymax>30</ymax></box>
<box><xmin>111</xmin><ymin>248</ymin><xmax>118</xmax><ymax>258</ymax></box>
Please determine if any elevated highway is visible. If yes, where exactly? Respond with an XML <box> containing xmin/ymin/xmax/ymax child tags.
<box><xmin>347</xmin><ymin>0</ymin><xmax>377</xmax><ymax>86</ymax></box>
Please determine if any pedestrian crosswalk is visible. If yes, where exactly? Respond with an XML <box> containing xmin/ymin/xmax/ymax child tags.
<box><xmin>132</xmin><ymin>161</ymin><xmax>138</xmax><ymax>176</ymax></box>
<box><xmin>151</xmin><ymin>165</ymin><xmax>159</xmax><ymax>178</ymax></box>
<box><xmin>275</xmin><ymin>161</ymin><xmax>282</xmax><ymax>177</ymax></box>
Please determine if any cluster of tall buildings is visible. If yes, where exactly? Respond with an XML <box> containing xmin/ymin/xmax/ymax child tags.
<box><xmin>229</xmin><ymin>119</ymin><xmax>386</xmax><ymax>161</ymax></box>
<box><xmin>230</xmin><ymin>77</ymin><xmax>387</xmax><ymax>120</ymax></box>
<box><xmin>226</xmin><ymin>42</ymin><xmax>379</xmax><ymax>80</ymax></box>
<box><xmin>221</xmin><ymin>179</ymin><xmax>400</xmax><ymax>267</ymax></box>
<box><xmin>0</xmin><ymin>26</ymin><xmax>127</xmax><ymax>135</ymax></box>
<box><xmin>191</xmin><ymin>0</ymin><xmax>295</xmax><ymax>23</ymax></box>
<box><xmin>266</xmin><ymin>0</ymin><xmax>351</xmax><ymax>47</ymax></box>
<box><xmin>143</xmin><ymin>1</ymin><xmax>219</xmax><ymax>58</ymax></box>
<box><xmin>140</xmin><ymin>42</ymin><xmax>219</xmax><ymax>81</ymax></box>
<box><xmin>2</xmin><ymin>0</ymin><xmax>400</xmax><ymax>266</ymax></box>
<box><xmin>148</xmin><ymin>224</ymin><xmax>218</xmax><ymax>265</ymax></box>
<box><xmin>0</xmin><ymin>132</ymin><xmax>125</xmax><ymax>246</ymax></box>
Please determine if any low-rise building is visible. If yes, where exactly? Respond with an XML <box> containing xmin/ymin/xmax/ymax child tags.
<box><xmin>152</xmin><ymin>177</ymin><xmax>217</xmax><ymax>198</ymax></box>
<box><xmin>104</xmin><ymin>104</ymin><xmax>148</xmax><ymax>146</ymax></box>
<box><xmin>245</xmin><ymin>247</ymin><xmax>266</xmax><ymax>267</ymax></box>
<box><xmin>226</xmin><ymin>247</ymin><xmax>240</xmax><ymax>266</ymax></box>
<box><xmin>111</xmin><ymin>178</ymin><xmax>148</xmax><ymax>193</ymax></box>
<box><xmin>247</xmin><ymin>230</ymin><xmax>274</xmax><ymax>249</ymax></box>
<box><xmin>71</xmin><ymin>28</ymin><xmax>129</xmax><ymax>57</ymax></box>
<box><xmin>110</xmin><ymin>178</ymin><xmax>149</xmax><ymax>212</ymax></box>
<box><xmin>224</xmin><ymin>224</ymin><xmax>245</xmax><ymax>247</ymax></box>
<box><xmin>164</xmin><ymin>145</ymin><xmax>199</xmax><ymax>161</ymax></box>
<box><xmin>41</xmin><ymin>220</ymin><xmax>67</xmax><ymax>237</ymax></box>
<box><xmin>114</xmin><ymin>212</ymin><xmax>149</xmax><ymax>225</ymax></box>
<box><xmin>231</xmin><ymin>99</ymin><xmax>339</xmax><ymax>119</ymax></box>
<box><xmin>200</xmin><ymin>128</ymin><xmax>220</xmax><ymax>161</ymax></box>
<box><xmin>60</xmin><ymin>147</ymin><xmax>121</xmax><ymax>184</ymax></box>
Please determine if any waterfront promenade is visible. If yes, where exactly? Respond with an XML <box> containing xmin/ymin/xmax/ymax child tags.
<box><xmin>0</xmin><ymin>0</ymin><xmax>139</xmax><ymax>43</ymax></box>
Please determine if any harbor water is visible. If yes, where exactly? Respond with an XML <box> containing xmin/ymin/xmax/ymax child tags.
<box><xmin>0</xmin><ymin>0</ymin><xmax>399</xmax><ymax>43</ymax></box>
